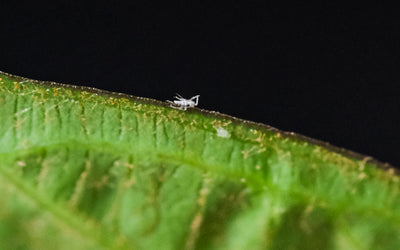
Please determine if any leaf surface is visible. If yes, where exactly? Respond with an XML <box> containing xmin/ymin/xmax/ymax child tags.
<box><xmin>0</xmin><ymin>71</ymin><xmax>399</xmax><ymax>250</ymax></box>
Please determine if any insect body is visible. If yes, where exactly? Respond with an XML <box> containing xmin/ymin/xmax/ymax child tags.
<box><xmin>167</xmin><ymin>94</ymin><xmax>200</xmax><ymax>110</ymax></box>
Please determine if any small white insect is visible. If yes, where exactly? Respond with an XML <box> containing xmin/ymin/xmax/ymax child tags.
<box><xmin>167</xmin><ymin>94</ymin><xmax>200</xmax><ymax>110</ymax></box>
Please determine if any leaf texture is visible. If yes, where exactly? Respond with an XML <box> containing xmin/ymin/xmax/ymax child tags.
<box><xmin>0</xmin><ymin>71</ymin><xmax>399</xmax><ymax>250</ymax></box>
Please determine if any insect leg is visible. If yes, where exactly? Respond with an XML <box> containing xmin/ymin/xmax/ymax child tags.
<box><xmin>190</xmin><ymin>95</ymin><xmax>200</xmax><ymax>105</ymax></box>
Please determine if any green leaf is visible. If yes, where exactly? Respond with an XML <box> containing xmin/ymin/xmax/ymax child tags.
<box><xmin>0</xmin><ymin>71</ymin><xmax>399</xmax><ymax>250</ymax></box>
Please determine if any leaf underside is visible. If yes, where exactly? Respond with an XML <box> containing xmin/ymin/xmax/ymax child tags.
<box><xmin>0</xmin><ymin>71</ymin><xmax>399</xmax><ymax>250</ymax></box>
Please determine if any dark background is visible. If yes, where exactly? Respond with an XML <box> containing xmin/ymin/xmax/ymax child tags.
<box><xmin>1</xmin><ymin>2</ymin><xmax>399</xmax><ymax>166</ymax></box>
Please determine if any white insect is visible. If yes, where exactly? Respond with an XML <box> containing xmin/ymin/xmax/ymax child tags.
<box><xmin>167</xmin><ymin>94</ymin><xmax>200</xmax><ymax>110</ymax></box>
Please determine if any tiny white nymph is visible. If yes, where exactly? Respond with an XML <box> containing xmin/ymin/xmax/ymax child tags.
<box><xmin>167</xmin><ymin>94</ymin><xmax>200</xmax><ymax>110</ymax></box>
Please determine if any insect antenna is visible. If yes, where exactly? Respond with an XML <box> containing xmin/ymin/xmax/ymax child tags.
<box><xmin>175</xmin><ymin>93</ymin><xmax>184</xmax><ymax>99</ymax></box>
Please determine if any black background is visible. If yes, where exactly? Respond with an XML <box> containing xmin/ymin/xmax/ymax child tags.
<box><xmin>1</xmin><ymin>2</ymin><xmax>399</xmax><ymax>167</ymax></box>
